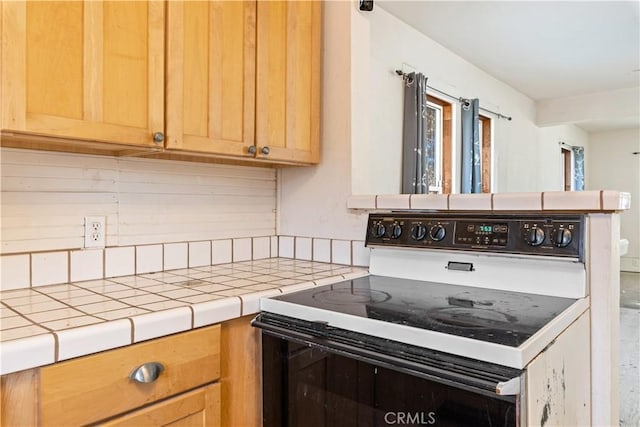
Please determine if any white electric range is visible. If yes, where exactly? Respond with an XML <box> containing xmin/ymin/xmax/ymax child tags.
<box><xmin>255</xmin><ymin>212</ymin><xmax>591</xmax><ymax>427</ymax></box>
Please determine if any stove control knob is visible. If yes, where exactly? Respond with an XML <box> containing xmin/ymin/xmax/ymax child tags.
<box><xmin>370</xmin><ymin>222</ymin><xmax>386</xmax><ymax>238</ymax></box>
<box><xmin>552</xmin><ymin>228</ymin><xmax>572</xmax><ymax>248</ymax></box>
<box><xmin>411</xmin><ymin>223</ymin><xmax>427</xmax><ymax>241</ymax></box>
<box><xmin>525</xmin><ymin>227</ymin><xmax>545</xmax><ymax>246</ymax></box>
<box><xmin>390</xmin><ymin>222</ymin><xmax>403</xmax><ymax>239</ymax></box>
<box><xmin>429</xmin><ymin>224</ymin><xmax>446</xmax><ymax>241</ymax></box>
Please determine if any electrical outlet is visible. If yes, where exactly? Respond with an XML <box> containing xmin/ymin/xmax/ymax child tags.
<box><xmin>84</xmin><ymin>216</ymin><xmax>106</xmax><ymax>249</ymax></box>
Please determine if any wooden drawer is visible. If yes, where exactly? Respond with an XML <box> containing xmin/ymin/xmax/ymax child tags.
<box><xmin>99</xmin><ymin>383</ymin><xmax>221</xmax><ymax>427</ymax></box>
<box><xmin>39</xmin><ymin>325</ymin><xmax>220</xmax><ymax>426</ymax></box>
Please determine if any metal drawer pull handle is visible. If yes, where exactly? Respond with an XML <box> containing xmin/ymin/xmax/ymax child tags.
<box><xmin>129</xmin><ymin>362</ymin><xmax>164</xmax><ymax>383</ymax></box>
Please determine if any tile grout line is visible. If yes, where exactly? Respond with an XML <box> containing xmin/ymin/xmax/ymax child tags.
<box><xmin>52</xmin><ymin>331</ymin><xmax>60</xmax><ymax>362</ymax></box>
<box><xmin>29</xmin><ymin>253</ymin><xmax>33</xmax><ymax>289</ymax></box>
<box><xmin>127</xmin><ymin>317</ymin><xmax>135</xmax><ymax>343</ymax></box>
<box><xmin>236</xmin><ymin>296</ymin><xmax>244</xmax><ymax>316</ymax></box>
<box><xmin>188</xmin><ymin>305</ymin><xmax>195</xmax><ymax>329</ymax></box>
<box><xmin>311</xmin><ymin>237</ymin><xmax>315</xmax><ymax>262</ymax></box>
<box><xmin>102</xmin><ymin>248</ymin><xmax>106</xmax><ymax>282</ymax></box>
<box><xmin>231</xmin><ymin>239</ymin><xmax>235</xmax><ymax>263</ymax></box>
<box><xmin>134</xmin><ymin>246</ymin><xmax>138</xmax><ymax>275</ymax></box>
<box><xmin>350</xmin><ymin>241</ymin><xmax>354</xmax><ymax>266</ymax></box>
<box><xmin>330</xmin><ymin>239</ymin><xmax>334</xmax><ymax>264</ymax></box>
<box><xmin>293</xmin><ymin>236</ymin><xmax>297</xmax><ymax>261</ymax></box>
<box><xmin>599</xmin><ymin>190</ymin><xmax>604</xmax><ymax>210</ymax></box>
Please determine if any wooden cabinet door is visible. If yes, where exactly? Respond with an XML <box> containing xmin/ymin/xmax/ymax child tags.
<box><xmin>221</xmin><ymin>315</ymin><xmax>262</xmax><ymax>427</ymax></box>
<box><xmin>165</xmin><ymin>1</ymin><xmax>256</xmax><ymax>157</ymax></box>
<box><xmin>99</xmin><ymin>383</ymin><xmax>221</xmax><ymax>427</ymax></box>
<box><xmin>0</xmin><ymin>1</ymin><xmax>165</xmax><ymax>147</ymax></box>
<box><xmin>256</xmin><ymin>1</ymin><xmax>321</xmax><ymax>164</ymax></box>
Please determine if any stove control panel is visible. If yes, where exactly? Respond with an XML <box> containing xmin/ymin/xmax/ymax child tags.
<box><xmin>366</xmin><ymin>213</ymin><xmax>584</xmax><ymax>259</ymax></box>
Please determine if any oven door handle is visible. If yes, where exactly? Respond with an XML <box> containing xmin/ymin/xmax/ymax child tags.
<box><xmin>253</xmin><ymin>313</ymin><xmax>523</xmax><ymax>401</ymax></box>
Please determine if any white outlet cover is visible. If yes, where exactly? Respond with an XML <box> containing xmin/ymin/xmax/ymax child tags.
<box><xmin>84</xmin><ymin>216</ymin><xmax>106</xmax><ymax>249</ymax></box>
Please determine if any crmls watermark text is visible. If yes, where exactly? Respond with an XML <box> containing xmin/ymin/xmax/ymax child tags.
<box><xmin>384</xmin><ymin>412</ymin><xmax>437</xmax><ymax>425</ymax></box>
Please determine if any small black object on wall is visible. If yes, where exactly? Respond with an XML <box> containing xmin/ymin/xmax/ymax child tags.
<box><xmin>359</xmin><ymin>0</ymin><xmax>374</xmax><ymax>11</ymax></box>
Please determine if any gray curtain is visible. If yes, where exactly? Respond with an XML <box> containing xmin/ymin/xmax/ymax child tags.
<box><xmin>460</xmin><ymin>98</ymin><xmax>481</xmax><ymax>193</ymax></box>
<box><xmin>401</xmin><ymin>73</ymin><xmax>431</xmax><ymax>194</ymax></box>
<box><xmin>572</xmin><ymin>146</ymin><xmax>585</xmax><ymax>190</ymax></box>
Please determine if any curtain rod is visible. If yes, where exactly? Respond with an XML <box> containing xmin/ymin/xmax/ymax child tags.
<box><xmin>394</xmin><ymin>70</ymin><xmax>512</xmax><ymax>121</ymax></box>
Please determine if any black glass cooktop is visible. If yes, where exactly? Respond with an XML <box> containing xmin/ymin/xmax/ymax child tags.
<box><xmin>270</xmin><ymin>275</ymin><xmax>578</xmax><ymax>347</ymax></box>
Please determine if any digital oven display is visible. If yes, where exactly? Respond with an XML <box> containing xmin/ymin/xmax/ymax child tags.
<box><xmin>455</xmin><ymin>222</ymin><xmax>509</xmax><ymax>246</ymax></box>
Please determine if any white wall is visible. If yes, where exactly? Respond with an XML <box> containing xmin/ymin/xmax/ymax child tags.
<box><xmin>279</xmin><ymin>1</ymin><xmax>367</xmax><ymax>240</ymax></box>
<box><xmin>537</xmin><ymin>125</ymin><xmax>590</xmax><ymax>191</ymax></box>
<box><xmin>0</xmin><ymin>148</ymin><xmax>276</xmax><ymax>254</ymax></box>
<box><xmin>537</xmin><ymin>87</ymin><xmax>640</xmax><ymax>129</ymax></box>
<box><xmin>353</xmin><ymin>6</ymin><xmax>554</xmax><ymax>195</ymax></box>
<box><xmin>587</xmin><ymin>128</ymin><xmax>640</xmax><ymax>272</ymax></box>
<box><xmin>280</xmin><ymin>1</ymin><xmax>597</xmax><ymax>241</ymax></box>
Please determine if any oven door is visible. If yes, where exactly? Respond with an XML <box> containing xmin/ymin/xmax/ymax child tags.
<box><xmin>255</xmin><ymin>313</ymin><xmax>524</xmax><ymax>427</ymax></box>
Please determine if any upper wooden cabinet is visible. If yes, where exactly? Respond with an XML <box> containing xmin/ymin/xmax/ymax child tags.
<box><xmin>166</xmin><ymin>0</ymin><xmax>321</xmax><ymax>164</ymax></box>
<box><xmin>255</xmin><ymin>1</ymin><xmax>321</xmax><ymax>164</ymax></box>
<box><xmin>1</xmin><ymin>1</ymin><xmax>165</xmax><ymax>148</ymax></box>
<box><xmin>165</xmin><ymin>1</ymin><xmax>256</xmax><ymax>158</ymax></box>
<box><xmin>0</xmin><ymin>0</ymin><xmax>321</xmax><ymax>165</ymax></box>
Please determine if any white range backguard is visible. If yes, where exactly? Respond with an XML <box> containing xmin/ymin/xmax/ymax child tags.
<box><xmin>368</xmin><ymin>246</ymin><xmax>587</xmax><ymax>299</ymax></box>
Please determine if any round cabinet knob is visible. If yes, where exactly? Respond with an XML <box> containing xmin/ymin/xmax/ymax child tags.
<box><xmin>152</xmin><ymin>132</ymin><xmax>164</xmax><ymax>144</ymax></box>
<box><xmin>411</xmin><ymin>223</ymin><xmax>427</xmax><ymax>241</ymax></box>
<box><xmin>370</xmin><ymin>222</ymin><xmax>386</xmax><ymax>238</ymax></box>
<box><xmin>390</xmin><ymin>222</ymin><xmax>403</xmax><ymax>239</ymax></box>
<box><xmin>247</xmin><ymin>145</ymin><xmax>257</xmax><ymax>155</ymax></box>
<box><xmin>552</xmin><ymin>228</ymin><xmax>572</xmax><ymax>248</ymax></box>
<box><xmin>260</xmin><ymin>146</ymin><xmax>270</xmax><ymax>155</ymax></box>
<box><xmin>429</xmin><ymin>225</ymin><xmax>446</xmax><ymax>241</ymax></box>
<box><xmin>526</xmin><ymin>227</ymin><xmax>545</xmax><ymax>246</ymax></box>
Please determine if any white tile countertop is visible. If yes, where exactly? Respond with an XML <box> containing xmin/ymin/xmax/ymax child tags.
<box><xmin>347</xmin><ymin>190</ymin><xmax>631</xmax><ymax>212</ymax></box>
<box><xmin>0</xmin><ymin>258</ymin><xmax>368</xmax><ymax>375</ymax></box>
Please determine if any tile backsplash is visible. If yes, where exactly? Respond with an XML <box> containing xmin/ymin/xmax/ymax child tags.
<box><xmin>0</xmin><ymin>236</ymin><xmax>370</xmax><ymax>291</ymax></box>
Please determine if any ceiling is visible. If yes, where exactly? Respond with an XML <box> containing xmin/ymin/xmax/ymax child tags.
<box><xmin>377</xmin><ymin>1</ymin><xmax>640</xmax><ymax>131</ymax></box>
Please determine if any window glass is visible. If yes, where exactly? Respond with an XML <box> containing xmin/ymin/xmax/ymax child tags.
<box><xmin>425</xmin><ymin>102</ymin><xmax>442</xmax><ymax>193</ymax></box>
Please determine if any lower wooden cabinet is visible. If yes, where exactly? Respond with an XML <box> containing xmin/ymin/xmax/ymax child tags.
<box><xmin>0</xmin><ymin>318</ymin><xmax>262</xmax><ymax>427</ymax></box>
<box><xmin>100</xmin><ymin>383</ymin><xmax>220</xmax><ymax>427</ymax></box>
<box><xmin>1</xmin><ymin>325</ymin><xmax>222</xmax><ymax>426</ymax></box>
<box><xmin>220</xmin><ymin>315</ymin><xmax>262</xmax><ymax>427</ymax></box>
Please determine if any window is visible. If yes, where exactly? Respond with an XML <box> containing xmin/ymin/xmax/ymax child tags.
<box><xmin>403</xmin><ymin>91</ymin><xmax>493</xmax><ymax>194</ymax></box>
<box><xmin>426</xmin><ymin>95</ymin><xmax>453</xmax><ymax>193</ymax></box>
<box><xmin>479</xmin><ymin>114</ymin><xmax>492</xmax><ymax>193</ymax></box>
<box><xmin>562</xmin><ymin>147</ymin><xmax>572</xmax><ymax>191</ymax></box>
<box><xmin>423</xmin><ymin>96</ymin><xmax>492</xmax><ymax>194</ymax></box>
<box><xmin>425</xmin><ymin>101</ymin><xmax>442</xmax><ymax>193</ymax></box>
<box><xmin>560</xmin><ymin>143</ymin><xmax>585</xmax><ymax>191</ymax></box>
